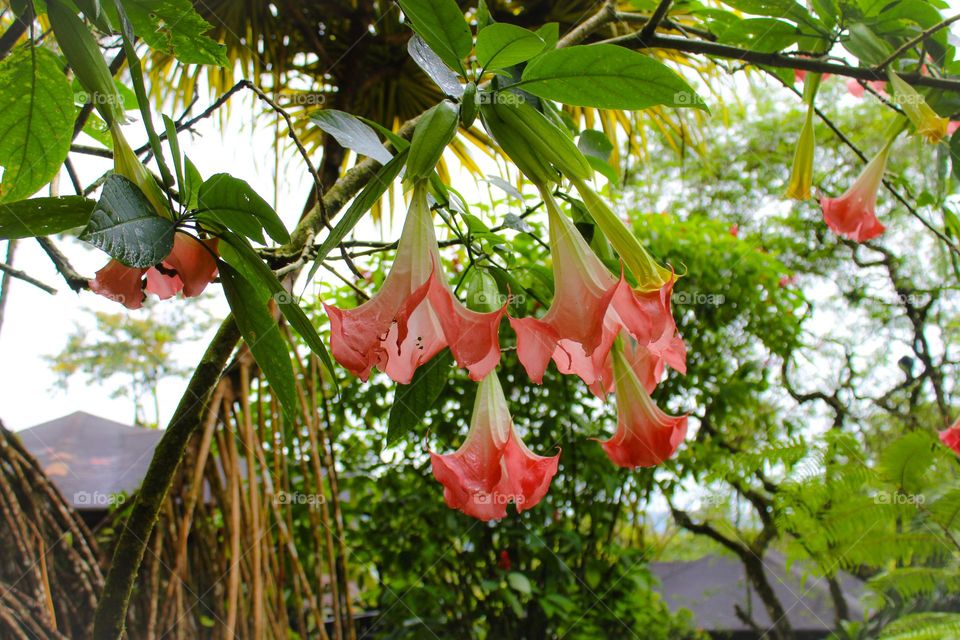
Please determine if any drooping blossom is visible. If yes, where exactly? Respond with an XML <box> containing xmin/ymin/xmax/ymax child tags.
<box><xmin>819</xmin><ymin>134</ymin><xmax>896</xmax><ymax>242</ymax></box>
<box><xmin>324</xmin><ymin>184</ymin><xmax>503</xmax><ymax>384</ymax></box>
<box><xmin>940</xmin><ymin>418</ymin><xmax>960</xmax><ymax>455</ymax></box>
<box><xmin>888</xmin><ymin>71</ymin><xmax>949</xmax><ymax>144</ymax></box>
<box><xmin>90</xmin><ymin>232</ymin><xmax>219</xmax><ymax>309</ymax></box>
<box><xmin>846</xmin><ymin>78</ymin><xmax>888</xmax><ymax>99</ymax></box>
<box><xmin>729</xmin><ymin>224</ymin><xmax>739</xmax><ymax>238</ymax></box>
<box><xmin>786</xmin><ymin>73</ymin><xmax>821</xmax><ymax>201</ymax></box>
<box><xmin>510</xmin><ymin>188</ymin><xmax>684</xmax><ymax>396</ymax></box>
<box><xmin>430</xmin><ymin>372</ymin><xmax>559</xmax><ymax>520</ymax></box>
<box><xmin>599</xmin><ymin>338</ymin><xmax>688</xmax><ymax>469</ymax></box>
<box><xmin>949</xmin><ymin>121</ymin><xmax>960</xmax><ymax>136</ymax></box>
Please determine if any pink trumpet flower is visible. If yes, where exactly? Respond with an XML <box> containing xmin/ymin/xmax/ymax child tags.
<box><xmin>90</xmin><ymin>232</ymin><xmax>219</xmax><ymax>309</ymax></box>
<box><xmin>324</xmin><ymin>184</ymin><xmax>503</xmax><ymax>384</ymax></box>
<box><xmin>599</xmin><ymin>339</ymin><xmax>688</xmax><ymax>469</ymax></box>
<box><xmin>510</xmin><ymin>189</ymin><xmax>685</xmax><ymax>396</ymax></box>
<box><xmin>819</xmin><ymin>137</ymin><xmax>895</xmax><ymax>242</ymax></box>
<box><xmin>940</xmin><ymin>418</ymin><xmax>960</xmax><ymax>455</ymax></box>
<box><xmin>430</xmin><ymin>372</ymin><xmax>560</xmax><ymax>520</ymax></box>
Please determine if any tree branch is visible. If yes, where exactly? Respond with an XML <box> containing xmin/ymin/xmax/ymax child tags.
<box><xmin>0</xmin><ymin>259</ymin><xmax>57</xmax><ymax>295</ymax></box>
<box><xmin>92</xmin><ymin>317</ymin><xmax>241</xmax><ymax>639</ymax></box>
<box><xmin>875</xmin><ymin>13</ymin><xmax>960</xmax><ymax>71</ymax></box>
<box><xmin>608</xmin><ymin>32</ymin><xmax>960</xmax><ymax>92</ymax></box>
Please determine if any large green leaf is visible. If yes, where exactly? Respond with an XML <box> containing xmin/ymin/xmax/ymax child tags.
<box><xmin>219</xmin><ymin>231</ymin><xmax>337</xmax><ymax>382</ymax></box>
<box><xmin>476</xmin><ymin>23</ymin><xmax>545</xmax><ymax>71</ymax></box>
<box><xmin>104</xmin><ymin>0</ymin><xmax>227</xmax><ymax>66</ymax></box>
<box><xmin>718</xmin><ymin>18</ymin><xmax>800</xmax><ymax>53</ymax></box>
<box><xmin>80</xmin><ymin>174</ymin><xmax>176</xmax><ymax>268</ymax></box>
<box><xmin>407</xmin><ymin>34</ymin><xmax>464</xmax><ymax>97</ymax></box>
<box><xmin>312</xmin><ymin>110</ymin><xmax>393</xmax><ymax>164</ymax></box>
<box><xmin>307</xmin><ymin>148</ymin><xmax>409</xmax><ymax>281</ymax></box>
<box><xmin>397</xmin><ymin>0</ymin><xmax>472</xmax><ymax>74</ymax></box>
<box><xmin>520</xmin><ymin>44</ymin><xmax>706</xmax><ymax>111</ymax></box>
<box><xmin>387</xmin><ymin>349</ymin><xmax>454</xmax><ymax>445</ymax></box>
<box><xmin>0</xmin><ymin>196</ymin><xmax>95</xmax><ymax>239</ymax></box>
<box><xmin>196</xmin><ymin>174</ymin><xmax>290</xmax><ymax>245</ymax></box>
<box><xmin>219</xmin><ymin>262</ymin><xmax>299</xmax><ymax>421</ymax></box>
<box><xmin>0</xmin><ymin>46</ymin><xmax>75</xmax><ymax>203</ymax></box>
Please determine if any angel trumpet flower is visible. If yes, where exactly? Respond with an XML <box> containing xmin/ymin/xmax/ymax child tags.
<box><xmin>785</xmin><ymin>74</ymin><xmax>820</xmax><ymax>200</ymax></box>
<box><xmin>940</xmin><ymin>418</ymin><xmax>960</xmax><ymax>456</ymax></box>
<box><xmin>324</xmin><ymin>184</ymin><xmax>503</xmax><ymax>384</ymax></box>
<box><xmin>430</xmin><ymin>371</ymin><xmax>560</xmax><ymax>520</ymax></box>
<box><xmin>600</xmin><ymin>338</ymin><xmax>688</xmax><ymax>469</ymax></box>
<box><xmin>888</xmin><ymin>71</ymin><xmax>948</xmax><ymax>144</ymax></box>
<box><xmin>90</xmin><ymin>232</ymin><xmax>219</xmax><ymax>309</ymax></box>
<box><xmin>510</xmin><ymin>188</ymin><xmax>685</xmax><ymax>396</ymax></box>
<box><xmin>820</xmin><ymin>122</ymin><xmax>904</xmax><ymax>242</ymax></box>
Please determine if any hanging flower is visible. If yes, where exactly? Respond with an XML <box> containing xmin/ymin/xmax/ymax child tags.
<box><xmin>785</xmin><ymin>73</ymin><xmax>821</xmax><ymax>200</ymax></box>
<box><xmin>819</xmin><ymin>136</ymin><xmax>895</xmax><ymax>242</ymax></box>
<box><xmin>510</xmin><ymin>188</ymin><xmax>684</xmax><ymax>396</ymax></box>
<box><xmin>887</xmin><ymin>71</ymin><xmax>948</xmax><ymax>144</ymax></box>
<box><xmin>430</xmin><ymin>372</ymin><xmax>559</xmax><ymax>520</ymax></box>
<box><xmin>599</xmin><ymin>338</ymin><xmax>688</xmax><ymax>469</ymax></box>
<box><xmin>324</xmin><ymin>184</ymin><xmax>503</xmax><ymax>384</ymax></box>
<box><xmin>90</xmin><ymin>232</ymin><xmax>219</xmax><ymax>309</ymax></box>
<box><xmin>939</xmin><ymin>419</ymin><xmax>960</xmax><ymax>455</ymax></box>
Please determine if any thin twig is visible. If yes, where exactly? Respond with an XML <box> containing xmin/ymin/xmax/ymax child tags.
<box><xmin>35</xmin><ymin>238</ymin><xmax>88</xmax><ymax>291</ymax></box>
<box><xmin>0</xmin><ymin>261</ymin><xmax>57</xmax><ymax>295</ymax></box>
<box><xmin>639</xmin><ymin>0</ymin><xmax>674</xmax><ymax>42</ymax></box>
<box><xmin>875</xmin><ymin>13</ymin><xmax>960</xmax><ymax>71</ymax></box>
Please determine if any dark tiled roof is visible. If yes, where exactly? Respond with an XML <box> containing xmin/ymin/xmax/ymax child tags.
<box><xmin>15</xmin><ymin>411</ymin><xmax>162</xmax><ymax>510</ymax></box>
<box><xmin>650</xmin><ymin>553</ymin><xmax>865</xmax><ymax>634</ymax></box>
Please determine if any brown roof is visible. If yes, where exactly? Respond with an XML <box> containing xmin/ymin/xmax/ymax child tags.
<box><xmin>15</xmin><ymin>411</ymin><xmax>162</xmax><ymax>510</ymax></box>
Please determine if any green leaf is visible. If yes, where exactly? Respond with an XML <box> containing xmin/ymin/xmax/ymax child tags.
<box><xmin>843</xmin><ymin>23</ymin><xmax>895</xmax><ymax>66</ymax></box>
<box><xmin>218</xmin><ymin>231</ymin><xmax>337</xmax><ymax>382</ymax></box>
<box><xmin>0</xmin><ymin>46</ymin><xmax>75</xmax><ymax>203</ymax></box>
<box><xmin>307</xmin><ymin>149</ymin><xmax>409</xmax><ymax>282</ymax></box>
<box><xmin>718</xmin><ymin>18</ymin><xmax>800</xmax><ymax>53</ymax></box>
<box><xmin>476</xmin><ymin>23</ymin><xmax>545</xmax><ymax>71</ymax></box>
<box><xmin>397</xmin><ymin>0</ymin><xmax>472</xmax><ymax>74</ymax></box>
<box><xmin>0</xmin><ymin>196</ymin><xmax>96</xmax><ymax>239</ymax></box>
<box><xmin>182</xmin><ymin>156</ymin><xmax>203</xmax><ymax>211</ymax></box>
<box><xmin>196</xmin><ymin>174</ymin><xmax>290</xmax><ymax>245</ymax></box>
<box><xmin>312</xmin><ymin>110</ymin><xmax>393</xmax><ymax>164</ymax></box>
<box><xmin>219</xmin><ymin>262</ymin><xmax>299</xmax><ymax>421</ymax></box>
<box><xmin>578</xmin><ymin>130</ymin><xmax>614</xmax><ymax>162</ymax></box>
<box><xmin>536</xmin><ymin>23</ymin><xmax>560</xmax><ymax>50</ymax></box>
<box><xmin>407</xmin><ymin>34</ymin><xmax>464</xmax><ymax>97</ymax></box>
<box><xmin>163</xmin><ymin>115</ymin><xmax>185</xmax><ymax>199</ymax></box>
<box><xmin>80</xmin><ymin>174</ymin><xmax>176</xmax><ymax>268</ymax></box>
<box><xmin>722</xmin><ymin>0</ymin><xmax>824</xmax><ymax>31</ymax></box>
<box><xmin>387</xmin><ymin>350</ymin><xmax>454</xmax><ymax>444</ymax></box>
<box><xmin>520</xmin><ymin>44</ymin><xmax>706</xmax><ymax>111</ymax></box>
<box><xmin>951</xmin><ymin>128</ymin><xmax>960</xmax><ymax>182</ymax></box>
<box><xmin>508</xmin><ymin>572</ymin><xmax>533</xmax><ymax>596</ymax></box>
<box><xmin>104</xmin><ymin>0</ymin><xmax>227</xmax><ymax>66</ymax></box>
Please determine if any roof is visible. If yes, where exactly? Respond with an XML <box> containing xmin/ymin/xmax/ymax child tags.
<box><xmin>15</xmin><ymin>411</ymin><xmax>162</xmax><ymax>510</ymax></box>
<box><xmin>650</xmin><ymin>553</ymin><xmax>865</xmax><ymax>635</ymax></box>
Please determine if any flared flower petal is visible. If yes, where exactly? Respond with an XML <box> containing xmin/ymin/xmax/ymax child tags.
<box><xmin>511</xmin><ymin>191</ymin><xmax>685</xmax><ymax>394</ymax></box>
<box><xmin>430</xmin><ymin>373</ymin><xmax>559</xmax><ymax>520</ymax></box>
<box><xmin>428</xmin><ymin>275</ymin><xmax>505</xmax><ymax>381</ymax></box>
<box><xmin>939</xmin><ymin>419</ymin><xmax>960</xmax><ymax>455</ymax></box>
<box><xmin>89</xmin><ymin>260</ymin><xmax>146</xmax><ymax>310</ymax></box>
<box><xmin>600</xmin><ymin>342</ymin><xmax>687</xmax><ymax>469</ymax></box>
<box><xmin>325</xmin><ymin>185</ymin><xmax>502</xmax><ymax>383</ymax></box>
<box><xmin>161</xmin><ymin>233</ymin><xmax>219</xmax><ymax>297</ymax></box>
<box><xmin>820</xmin><ymin>140</ymin><xmax>892</xmax><ymax>242</ymax></box>
<box><xmin>144</xmin><ymin>267</ymin><xmax>183</xmax><ymax>300</ymax></box>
